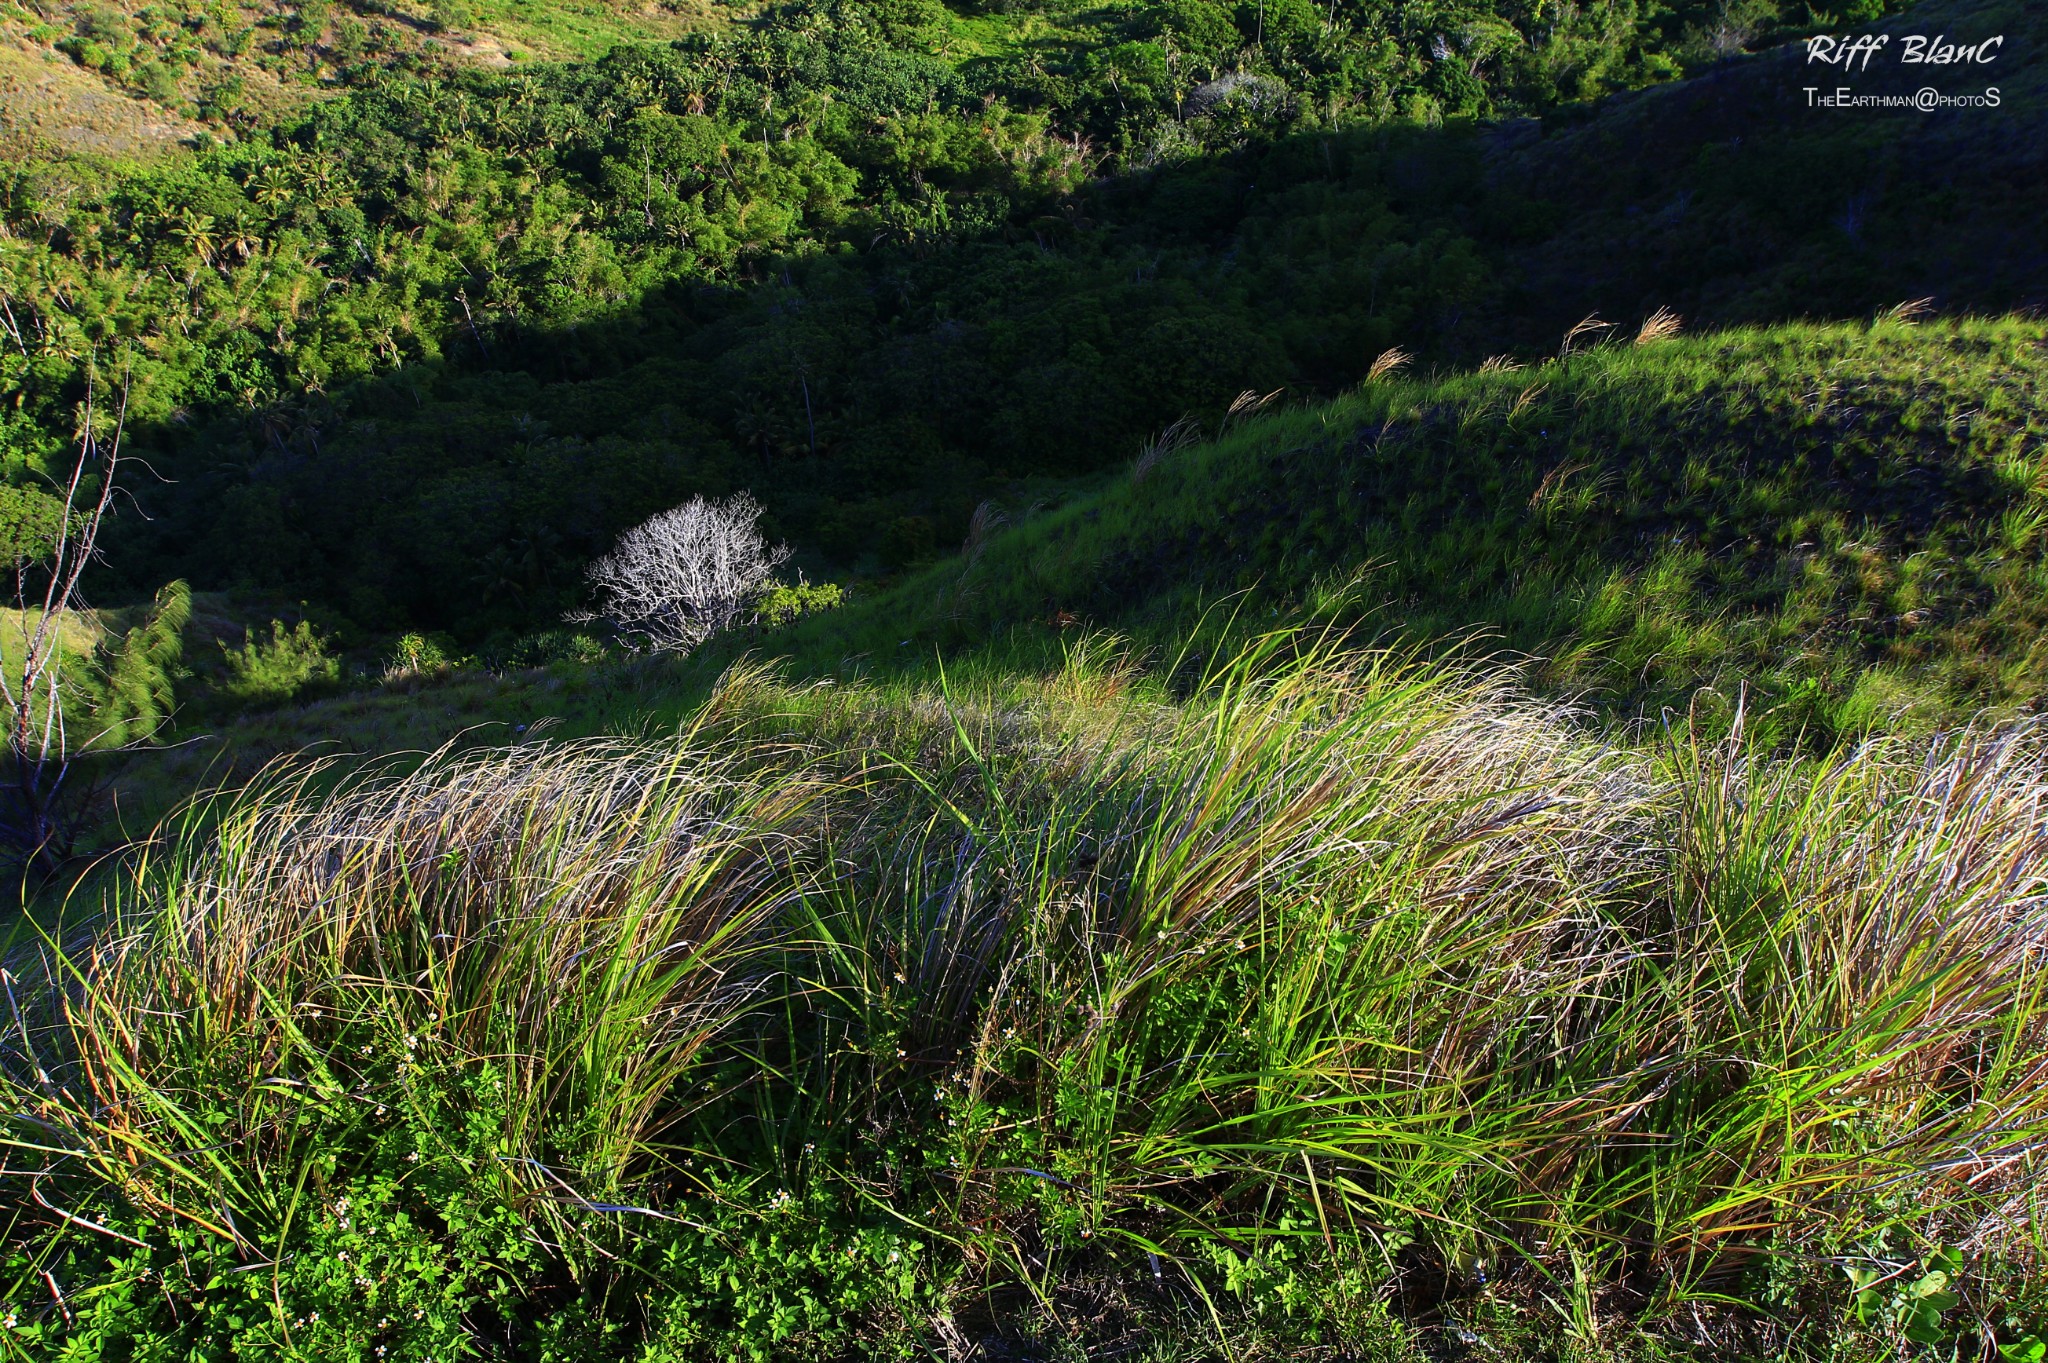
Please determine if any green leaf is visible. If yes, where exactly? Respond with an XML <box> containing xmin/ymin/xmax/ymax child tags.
<box><xmin>1906</xmin><ymin>1269</ymin><xmax>1953</xmax><ymax>1299</ymax></box>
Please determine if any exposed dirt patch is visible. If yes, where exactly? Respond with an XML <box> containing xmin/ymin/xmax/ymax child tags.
<box><xmin>0</xmin><ymin>40</ymin><xmax>200</xmax><ymax>158</ymax></box>
<box><xmin>452</xmin><ymin>29</ymin><xmax>518</xmax><ymax>67</ymax></box>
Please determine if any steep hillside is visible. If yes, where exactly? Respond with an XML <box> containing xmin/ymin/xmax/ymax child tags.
<box><xmin>85</xmin><ymin>314</ymin><xmax>2048</xmax><ymax>829</ymax></box>
<box><xmin>8</xmin><ymin>5</ymin><xmax>2048</xmax><ymax>1354</ymax></box>
<box><xmin>754</xmin><ymin>316</ymin><xmax>2048</xmax><ymax>739</ymax></box>
<box><xmin>3</xmin><ymin>0</ymin><xmax>2023</xmax><ymax>645</ymax></box>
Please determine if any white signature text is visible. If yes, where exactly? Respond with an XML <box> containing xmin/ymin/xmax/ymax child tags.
<box><xmin>1804</xmin><ymin>33</ymin><xmax>2003</xmax><ymax>72</ymax></box>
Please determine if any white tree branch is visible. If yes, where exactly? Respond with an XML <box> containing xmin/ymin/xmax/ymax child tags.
<box><xmin>577</xmin><ymin>493</ymin><xmax>791</xmax><ymax>654</ymax></box>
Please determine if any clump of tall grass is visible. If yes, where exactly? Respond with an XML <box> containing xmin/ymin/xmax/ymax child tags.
<box><xmin>1131</xmin><ymin>415</ymin><xmax>1202</xmax><ymax>485</ymax></box>
<box><xmin>1634</xmin><ymin>307</ymin><xmax>1683</xmax><ymax>346</ymax></box>
<box><xmin>6</xmin><ymin>635</ymin><xmax>2048</xmax><ymax>1355</ymax></box>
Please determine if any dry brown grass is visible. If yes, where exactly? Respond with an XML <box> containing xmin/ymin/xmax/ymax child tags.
<box><xmin>0</xmin><ymin>41</ymin><xmax>198</xmax><ymax>159</ymax></box>
<box><xmin>1635</xmin><ymin>306</ymin><xmax>1683</xmax><ymax>345</ymax></box>
<box><xmin>1131</xmin><ymin>414</ymin><xmax>1201</xmax><ymax>484</ymax></box>
<box><xmin>1366</xmin><ymin>346</ymin><xmax>1412</xmax><ymax>382</ymax></box>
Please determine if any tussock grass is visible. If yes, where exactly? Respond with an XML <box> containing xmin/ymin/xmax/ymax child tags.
<box><xmin>5</xmin><ymin>635</ymin><xmax>2048</xmax><ymax>1355</ymax></box>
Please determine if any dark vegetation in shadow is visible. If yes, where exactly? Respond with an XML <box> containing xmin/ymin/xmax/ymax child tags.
<box><xmin>2</xmin><ymin>0</ymin><xmax>2023</xmax><ymax>650</ymax></box>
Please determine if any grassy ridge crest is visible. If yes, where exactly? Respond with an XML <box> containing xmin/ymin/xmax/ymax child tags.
<box><xmin>758</xmin><ymin>315</ymin><xmax>2048</xmax><ymax>739</ymax></box>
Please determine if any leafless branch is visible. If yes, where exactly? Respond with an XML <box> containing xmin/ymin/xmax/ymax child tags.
<box><xmin>572</xmin><ymin>493</ymin><xmax>791</xmax><ymax>654</ymax></box>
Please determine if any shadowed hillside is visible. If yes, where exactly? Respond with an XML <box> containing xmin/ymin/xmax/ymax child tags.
<box><xmin>0</xmin><ymin>0</ymin><xmax>2030</xmax><ymax>646</ymax></box>
<box><xmin>1484</xmin><ymin>0</ymin><xmax>2048</xmax><ymax>336</ymax></box>
<box><xmin>746</xmin><ymin>316</ymin><xmax>2048</xmax><ymax>740</ymax></box>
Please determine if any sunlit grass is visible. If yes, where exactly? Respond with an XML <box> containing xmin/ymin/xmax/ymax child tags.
<box><xmin>6</xmin><ymin>631</ymin><xmax>2045</xmax><ymax>1355</ymax></box>
<box><xmin>739</xmin><ymin>316</ymin><xmax>2048</xmax><ymax>746</ymax></box>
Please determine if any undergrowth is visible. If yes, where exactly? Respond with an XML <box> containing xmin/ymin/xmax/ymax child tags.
<box><xmin>5</xmin><ymin>631</ymin><xmax>2047</xmax><ymax>1358</ymax></box>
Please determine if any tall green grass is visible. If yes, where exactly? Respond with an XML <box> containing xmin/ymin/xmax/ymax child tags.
<box><xmin>5</xmin><ymin>634</ymin><xmax>2047</xmax><ymax>1357</ymax></box>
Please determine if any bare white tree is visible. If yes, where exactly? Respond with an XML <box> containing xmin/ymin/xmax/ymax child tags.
<box><xmin>574</xmin><ymin>493</ymin><xmax>791</xmax><ymax>654</ymax></box>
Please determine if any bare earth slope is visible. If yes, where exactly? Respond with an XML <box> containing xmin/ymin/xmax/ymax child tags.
<box><xmin>0</xmin><ymin>40</ymin><xmax>200</xmax><ymax>157</ymax></box>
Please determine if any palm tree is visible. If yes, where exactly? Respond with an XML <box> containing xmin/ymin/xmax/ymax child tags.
<box><xmin>172</xmin><ymin>210</ymin><xmax>219</xmax><ymax>268</ymax></box>
<box><xmin>474</xmin><ymin>546</ymin><xmax>527</xmax><ymax>607</ymax></box>
<box><xmin>222</xmin><ymin>212</ymin><xmax>260</xmax><ymax>264</ymax></box>
<box><xmin>249</xmin><ymin>163</ymin><xmax>294</xmax><ymax>212</ymax></box>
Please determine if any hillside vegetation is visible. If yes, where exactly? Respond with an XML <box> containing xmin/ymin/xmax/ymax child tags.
<box><xmin>8</xmin><ymin>0</ymin><xmax>2026</xmax><ymax>643</ymax></box>
<box><xmin>5</xmin><ymin>0</ymin><xmax>2048</xmax><ymax>1356</ymax></box>
<box><xmin>6</xmin><ymin>638</ymin><xmax>2048</xmax><ymax>1358</ymax></box>
<box><xmin>677</xmin><ymin>316</ymin><xmax>2047</xmax><ymax>744</ymax></box>
<box><xmin>71</xmin><ymin>315</ymin><xmax>2048</xmax><ymax>828</ymax></box>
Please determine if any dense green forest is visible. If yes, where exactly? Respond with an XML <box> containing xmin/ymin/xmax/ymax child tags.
<box><xmin>4</xmin><ymin>0</ymin><xmax>1989</xmax><ymax>649</ymax></box>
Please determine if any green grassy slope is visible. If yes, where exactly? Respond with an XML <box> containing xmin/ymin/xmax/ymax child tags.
<box><xmin>98</xmin><ymin>313</ymin><xmax>2042</xmax><ymax>817</ymax></box>
<box><xmin>746</xmin><ymin>316</ymin><xmax>2048</xmax><ymax>739</ymax></box>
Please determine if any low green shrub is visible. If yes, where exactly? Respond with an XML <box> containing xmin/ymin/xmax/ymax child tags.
<box><xmin>492</xmin><ymin>629</ymin><xmax>610</xmax><ymax>669</ymax></box>
<box><xmin>754</xmin><ymin>578</ymin><xmax>845</xmax><ymax>632</ymax></box>
<box><xmin>384</xmin><ymin>632</ymin><xmax>466</xmax><ymax>678</ymax></box>
<box><xmin>216</xmin><ymin>618</ymin><xmax>342</xmax><ymax>707</ymax></box>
